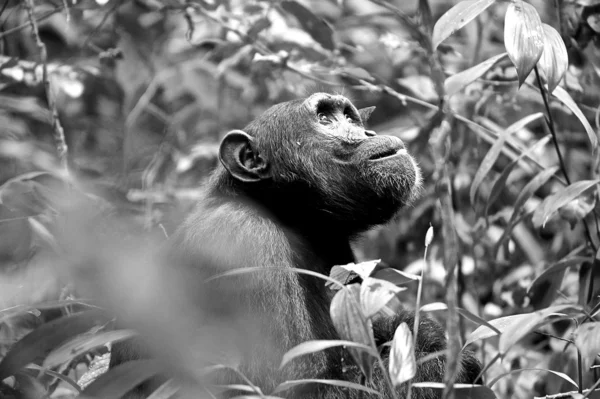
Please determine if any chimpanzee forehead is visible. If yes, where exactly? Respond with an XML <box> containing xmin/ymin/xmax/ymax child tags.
<box><xmin>302</xmin><ymin>93</ymin><xmax>353</xmax><ymax>112</ymax></box>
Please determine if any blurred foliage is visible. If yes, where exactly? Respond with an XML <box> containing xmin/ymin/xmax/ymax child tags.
<box><xmin>2</xmin><ymin>0</ymin><xmax>600</xmax><ymax>398</ymax></box>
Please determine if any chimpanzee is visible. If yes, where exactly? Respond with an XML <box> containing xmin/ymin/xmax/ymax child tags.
<box><xmin>110</xmin><ymin>93</ymin><xmax>481</xmax><ymax>398</ymax></box>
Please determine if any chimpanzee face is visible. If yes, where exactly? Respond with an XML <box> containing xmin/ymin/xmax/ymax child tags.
<box><xmin>219</xmin><ymin>93</ymin><xmax>421</xmax><ymax>232</ymax></box>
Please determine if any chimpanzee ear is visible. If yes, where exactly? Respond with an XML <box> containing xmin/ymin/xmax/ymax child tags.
<box><xmin>357</xmin><ymin>106</ymin><xmax>376</xmax><ymax>123</ymax></box>
<box><xmin>219</xmin><ymin>130</ymin><xmax>270</xmax><ymax>183</ymax></box>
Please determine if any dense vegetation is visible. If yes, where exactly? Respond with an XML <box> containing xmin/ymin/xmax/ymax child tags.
<box><xmin>1</xmin><ymin>0</ymin><xmax>600</xmax><ymax>398</ymax></box>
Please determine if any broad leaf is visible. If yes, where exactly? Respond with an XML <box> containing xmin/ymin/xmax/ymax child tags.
<box><xmin>330</xmin><ymin>285</ymin><xmax>376</xmax><ymax>383</ymax></box>
<box><xmin>360</xmin><ymin>277</ymin><xmax>405</xmax><ymax>319</ymax></box>
<box><xmin>280</xmin><ymin>340</ymin><xmax>376</xmax><ymax>369</ymax></box>
<box><xmin>504</xmin><ymin>0</ymin><xmax>544</xmax><ymax>86</ymax></box>
<box><xmin>432</xmin><ymin>0</ymin><xmax>497</xmax><ymax>50</ymax></box>
<box><xmin>389</xmin><ymin>323</ymin><xmax>416</xmax><ymax>386</ymax></box>
<box><xmin>465</xmin><ymin>313</ymin><xmax>533</xmax><ymax>347</ymax></box>
<box><xmin>279</xmin><ymin>1</ymin><xmax>335</xmax><ymax>50</ymax></box>
<box><xmin>272</xmin><ymin>379</ymin><xmax>380</xmax><ymax>396</ymax></box>
<box><xmin>527</xmin><ymin>257</ymin><xmax>590</xmax><ymax>309</ymax></box>
<box><xmin>531</xmin><ymin>180</ymin><xmax>599</xmax><ymax>228</ymax></box>
<box><xmin>538</xmin><ymin>24</ymin><xmax>568</xmax><ymax>93</ymax></box>
<box><xmin>445</xmin><ymin>53</ymin><xmax>507</xmax><ymax>97</ymax></box>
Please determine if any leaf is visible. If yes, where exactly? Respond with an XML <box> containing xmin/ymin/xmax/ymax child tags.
<box><xmin>507</xmin><ymin>165</ymin><xmax>559</xmax><ymax>226</ymax></box>
<box><xmin>329</xmin><ymin>285</ymin><xmax>376</xmax><ymax>383</ymax></box>
<box><xmin>432</xmin><ymin>0</ymin><xmax>497</xmax><ymax>50</ymax></box>
<box><xmin>445</xmin><ymin>52</ymin><xmax>507</xmax><ymax>96</ymax></box>
<box><xmin>485</xmin><ymin>135</ymin><xmax>551</xmax><ymax>219</ymax></box>
<box><xmin>412</xmin><ymin>383</ymin><xmax>497</xmax><ymax>398</ymax></box>
<box><xmin>527</xmin><ymin>257</ymin><xmax>590</xmax><ymax>309</ymax></box>
<box><xmin>558</xmin><ymin>195</ymin><xmax>596</xmax><ymax>228</ymax></box>
<box><xmin>487</xmin><ymin>368</ymin><xmax>578</xmax><ymax>389</ymax></box>
<box><xmin>371</xmin><ymin>266</ymin><xmax>420</xmax><ymax>286</ymax></box>
<box><xmin>359</xmin><ymin>278</ymin><xmax>405</xmax><ymax>319</ymax></box>
<box><xmin>465</xmin><ymin>313</ymin><xmax>535</xmax><ymax>347</ymax></box>
<box><xmin>79</xmin><ymin>359</ymin><xmax>162</xmax><ymax>399</ymax></box>
<box><xmin>389</xmin><ymin>323</ymin><xmax>416</xmax><ymax>386</ymax></box>
<box><xmin>0</xmin><ymin>310</ymin><xmax>110</xmax><ymax>380</ymax></box>
<box><xmin>470</xmin><ymin>112</ymin><xmax>545</xmax><ymax>204</ymax></box>
<box><xmin>531</xmin><ymin>180</ymin><xmax>599</xmax><ymax>228</ymax></box>
<box><xmin>504</xmin><ymin>0</ymin><xmax>544</xmax><ymax>86</ymax></box>
<box><xmin>499</xmin><ymin>305</ymin><xmax>581</xmax><ymax>353</ymax></box>
<box><xmin>146</xmin><ymin>379</ymin><xmax>179</xmax><ymax>399</ymax></box>
<box><xmin>551</xmin><ymin>86</ymin><xmax>599</xmax><ymax>151</ymax></box>
<box><xmin>573</xmin><ymin>322</ymin><xmax>600</xmax><ymax>370</ymax></box>
<box><xmin>272</xmin><ymin>379</ymin><xmax>380</xmax><ymax>396</ymax></box>
<box><xmin>420</xmin><ymin>302</ymin><xmax>447</xmax><ymax>312</ymax></box>
<box><xmin>279</xmin><ymin>1</ymin><xmax>335</xmax><ymax>50</ymax></box>
<box><xmin>280</xmin><ymin>340</ymin><xmax>376</xmax><ymax>369</ymax></box>
<box><xmin>339</xmin><ymin>260</ymin><xmax>381</xmax><ymax>280</ymax></box>
<box><xmin>43</xmin><ymin>330</ymin><xmax>138</xmax><ymax>370</ymax></box>
<box><xmin>538</xmin><ymin>24</ymin><xmax>568</xmax><ymax>93</ymax></box>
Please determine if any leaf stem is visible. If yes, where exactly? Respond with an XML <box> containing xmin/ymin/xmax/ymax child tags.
<box><xmin>534</xmin><ymin>66</ymin><xmax>598</xmax><ymax>254</ymax></box>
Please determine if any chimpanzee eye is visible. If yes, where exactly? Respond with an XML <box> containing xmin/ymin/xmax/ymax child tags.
<box><xmin>318</xmin><ymin>113</ymin><xmax>331</xmax><ymax>124</ymax></box>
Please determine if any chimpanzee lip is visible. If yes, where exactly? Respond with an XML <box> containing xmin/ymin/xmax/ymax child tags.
<box><xmin>368</xmin><ymin>147</ymin><xmax>407</xmax><ymax>161</ymax></box>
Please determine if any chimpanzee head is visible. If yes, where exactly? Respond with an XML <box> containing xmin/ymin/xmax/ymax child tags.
<box><xmin>217</xmin><ymin>93</ymin><xmax>421</xmax><ymax>234</ymax></box>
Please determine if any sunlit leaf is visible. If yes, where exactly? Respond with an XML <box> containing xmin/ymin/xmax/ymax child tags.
<box><xmin>504</xmin><ymin>0</ymin><xmax>544</xmax><ymax>87</ymax></box>
<box><xmin>551</xmin><ymin>86</ymin><xmax>599</xmax><ymax>151</ymax></box>
<box><xmin>432</xmin><ymin>0</ymin><xmax>497</xmax><ymax>50</ymax></box>
<box><xmin>339</xmin><ymin>260</ymin><xmax>380</xmax><ymax>280</ymax></box>
<box><xmin>573</xmin><ymin>322</ymin><xmax>600</xmax><ymax>370</ymax></box>
<box><xmin>470</xmin><ymin>112</ymin><xmax>544</xmax><ymax>204</ymax></box>
<box><xmin>445</xmin><ymin>52</ymin><xmax>507</xmax><ymax>96</ymax></box>
<box><xmin>272</xmin><ymin>379</ymin><xmax>380</xmax><ymax>396</ymax></box>
<box><xmin>330</xmin><ymin>285</ymin><xmax>376</xmax><ymax>383</ymax></box>
<box><xmin>412</xmin><ymin>383</ymin><xmax>497</xmax><ymax>398</ymax></box>
<box><xmin>487</xmin><ymin>368</ymin><xmax>577</xmax><ymax>389</ymax></box>
<box><xmin>531</xmin><ymin>180</ymin><xmax>599</xmax><ymax>228</ymax></box>
<box><xmin>280</xmin><ymin>340</ymin><xmax>376</xmax><ymax>369</ymax></box>
<box><xmin>558</xmin><ymin>195</ymin><xmax>596</xmax><ymax>228</ymax></box>
<box><xmin>465</xmin><ymin>313</ymin><xmax>536</xmax><ymax>347</ymax></box>
<box><xmin>360</xmin><ymin>277</ymin><xmax>405</xmax><ymax>319</ymax></box>
<box><xmin>538</xmin><ymin>24</ymin><xmax>568</xmax><ymax>93</ymax></box>
<box><xmin>499</xmin><ymin>305</ymin><xmax>581</xmax><ymax>353</ymax></box>
<box><xmin>389</xmin><ymin>323</ymin><xmax>416</xmax><ymax>386</ymax></box>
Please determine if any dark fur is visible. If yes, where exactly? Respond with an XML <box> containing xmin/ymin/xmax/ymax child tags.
<box><xmin>111</xmin><ymin>94</ymin><xmax>480</xmax><ymax>398</ymax></box>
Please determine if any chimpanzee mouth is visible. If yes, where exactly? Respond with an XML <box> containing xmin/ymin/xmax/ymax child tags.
<box><xmin>368</xmin><ymin>147</ymin><xmax>407</xmax><ymax>161</ymax></box>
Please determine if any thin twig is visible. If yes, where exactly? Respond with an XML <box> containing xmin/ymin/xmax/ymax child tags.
<box><xmin>23</xmin><ymin>0</ymin><xmax>69</xmax><ymax>174</ymax></box>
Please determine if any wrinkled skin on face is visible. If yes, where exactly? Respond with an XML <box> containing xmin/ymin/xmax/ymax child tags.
<box><xmin>217</xmin><ymin>93</ymin><xmax>422</xmax><ymax>235</ymax></box>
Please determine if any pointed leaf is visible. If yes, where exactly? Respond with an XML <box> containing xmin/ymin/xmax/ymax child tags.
<box><xmin>531</xmin><ymin>180</ymin><xmax>599</xmax><ymax>228</ymax></box>
<box><xmin>330</xmin><ymin>285</ymin><xmax>376</xmax><ymax>383</ymax></box>
<box><xmin>339</xmin><ymin>260</ymin><xmax>380</xmax><ymax>280</ymax></box>
<box><xmin>445</xmin><ymin>53</ymin><xmax>507</xmax><ymax>96</ymax></box>
<box><xmin>504</xmin><ymin>0</ymin><xmax>544</xmax><ymax>86</ymax></box>
<box><xmin>0</xmin><ymin>310</ymin><xmax>110</xmax><ymax>380</ymax></box>
<box><xmin>573</xmin><ymin>322</ymin><xmax>600</xmax><ymax>370</ymax></box>
<box><xmin>279</xmin><ymin>1</ymin><xmax>335</xmax><ymax>50</ymax></box>
<box><xmin>280</xmin><ymin>340</ymin><xmax>376</xmax><ymax>369</ymax></box>
<box><xmin>487</xmin><ymin>368</ymin><xmax>577</xmax><ymax>389</ymax></box>
<box><xmin>499</xmin><ymin>305</ymin><xmax>581</xmax><ymax>353</ymax></box>
<box><xmin>432</xmin><ymin>0</ymin><xmax>497</xmax><ymax>50</ymax></box>
<box><xmin>470</xmin><ymin>112</ymin><xmax>544</xmax><ymax>204</ymax></box>
<box><xmin>43</xmin><ymin>330</ymin><xmax>137</xmax><ymax>369</ymax></box>
<box><xmin>272</xmin><ymin>379</ymin><xmax>380</xmax><ymax>396</ymax></box>
<box><xmin>371</xmin><ymin>266</ymin><xmax>420</xmax><ymax>286</ymax></box>
<box><xmin>360</xmin><ymin>277</ymin><xmax>405</xmax><ymax>319</ymax></box>
<box><xmin>465</xmin><ymin>313</ymin><xmax>534</xmax><ymax>347</ymax></box>
<box><xmin>538</xmin><ymin>24</ymin><xmax>568</xmax><ymax>93</ymax></box>
<box><xmin>389</xmin><ymin>322</ymin><xmax>416</xmax><ymax>386</ymax></box>
<box><xmin>80</xmin><ymin>359</ymin><xmax>162</xmax><ymax>399</ymax></box>
<box><xmin>412</xmin><ymin>383</ymin><xmax>497</xmax><ymax>398</ymax></box>
<box><xmin>551</xmin><ymin>86</ymin><xmax>599</xmax><ymax>151</ymax></box>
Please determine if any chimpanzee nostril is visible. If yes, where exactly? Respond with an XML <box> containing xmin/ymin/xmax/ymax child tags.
<box><xmin>365</xmin><ymin>130</ymin><xmax>377</xmax><ymax>137</ymax></box>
